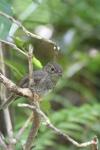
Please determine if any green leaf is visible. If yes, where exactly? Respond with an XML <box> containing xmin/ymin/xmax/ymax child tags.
<box><xmin>32</xmin><ymin>56</ymin><xmax>43</xmax><ymax>68</ymax></box>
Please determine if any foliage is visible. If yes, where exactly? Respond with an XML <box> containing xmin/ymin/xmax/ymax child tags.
<box><xmin>0</xmin><ymin>0</ymin><xmax>100</xmax><ymax>150</ymax></box>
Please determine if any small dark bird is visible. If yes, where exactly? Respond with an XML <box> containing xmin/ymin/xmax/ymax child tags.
<box><xmin>0</xmin><ymin>62</ymin><xmax>62</xmax><ymax>110</ymax></box>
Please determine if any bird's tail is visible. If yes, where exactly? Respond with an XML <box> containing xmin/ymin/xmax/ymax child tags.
<box><xmin>0</xmin><ymin>94</ymin><xmax>16</xmax><ymax>110</ymax></box>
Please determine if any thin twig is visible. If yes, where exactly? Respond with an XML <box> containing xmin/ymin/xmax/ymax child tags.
<box><xmin>0</xmin><ymin>40</ymin><xmax>28</xmax><ymax>57</ymax></box>
<box><xmin>18</xmin><ymin>103</ymin><xmax>99</xmax><ymax>149</ymax></box>
<box><xmin>28</xmin><ymin>44</ymin><xmax>34</xmax><ymax>87</ymax></box>
<box><xmin>0</xmin><ymin>11</ymin><xmax>57</xmax><ymax>46</ymax></box>
<box><xmin>24</xmin><ymin>102</ymin><xmax>40</xmax><ymax>150</ymax></box>
<box><xmin>24</xmin><ymin>43</ymin><xmax>40</xmax><ymax>150</ymax></box>
<box><xmin>0</xmin><ymin>42</ymin><xmax>14</xmax><ymax>150</ymax></box>
<box><xmin>18</xmin><ymin>103</ymin><xmax>50</xmax><ymax>124</ymax></box>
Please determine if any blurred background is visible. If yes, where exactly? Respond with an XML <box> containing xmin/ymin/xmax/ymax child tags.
<box><xmin>0</xmin><ymin>0</ymin><xmax>100</xmax><ymax>150</ymax></box>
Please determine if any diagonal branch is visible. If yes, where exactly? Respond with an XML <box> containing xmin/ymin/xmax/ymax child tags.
<box><xmin>0</xmin><ymin>72</ymin><xmax>32</xmax><ymax>100</ymax></box>
<box><xmin>0</xmin><ymin>40</ymin><xmax>28</xmax><ymax>57</ymax></box>
<box><xmin>18</xmin><ymin>103</ymin><xmax>99</xmax><ymax>149</ymax></box>
<box><xmin>0</xmin><ymin>11</ymin><xmax>57</xmax><ymax>47</ymax></box>
<box><xmin>0</xmin><ymin>72</ymin><xmax>99</xmax><ymax>150</ymax></box>
<box><xmin>0</xmin><ymin>72</ymin><xmax>40</xmax><ymax>150</ymax></box>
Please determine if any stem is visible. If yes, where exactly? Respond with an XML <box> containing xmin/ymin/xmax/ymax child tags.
<box><xmin>0</xmin><ymin>42</ymin><xmax>14</xmax><ymax>149</ymax></box>
<box><xmin>24</xmin><ymin>102</ymin><xmax>40</xmax><ymax>150</ymax></box>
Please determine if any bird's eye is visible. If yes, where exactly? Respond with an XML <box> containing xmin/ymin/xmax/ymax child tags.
<box><xmin>51</xmin><ymin>67</ymin><xmax>55</xmax><ymax>72</ymax></box>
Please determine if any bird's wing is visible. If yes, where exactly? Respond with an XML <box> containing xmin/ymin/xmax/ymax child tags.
<box><xmin>0</xmin><ymin>71</ymin><xmax>47</xmax><ymax>110</ymax></box>
<box><xmin>19</xmin><ymin>70</ymin><xmax>47</xmax><ymax>87</ymax></box>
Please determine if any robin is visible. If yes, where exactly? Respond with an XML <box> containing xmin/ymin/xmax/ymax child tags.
<box><xmin>0</xmin><ymin>62</ymin><xmax>62</xmax><ymax>109</ymax></box>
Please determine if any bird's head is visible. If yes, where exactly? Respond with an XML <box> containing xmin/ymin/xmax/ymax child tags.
<box><xmin>43</xmin><ymin>62</ymin><xmax>62</xmax><ymax>83</ymax></box>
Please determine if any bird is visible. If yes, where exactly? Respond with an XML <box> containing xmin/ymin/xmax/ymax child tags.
<box><xmin>0</xmin><ymin>62</ymin><xmax>62</xmax><ymax>110</ymax></box>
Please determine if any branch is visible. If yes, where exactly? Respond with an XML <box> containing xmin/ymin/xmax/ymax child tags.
<box><xmin>0</xmin><ymin>72</ymin><xmax>40</xmax><ymax>150</ymax></box>
<box><xmin>24</xmin><ymin>107</ymin><xmax>40</xmax><ymax>150</ymax></box>
<box><xmin>0</xmin><ymin>42</ymin><xmax>14</xmax><ymax>150</ymax></box>
<box><xmin>24</xmin><ymin>44</ymin><xmax>40</xmax><ymax>150</ymax></box>
<box><xmin>18</xmin><ymin>103</ymin><xmax>99</xmax><ymax>149</ymax></box>
<box><xmin>0</xmin><ymin>72</ymin><xmax>99</xmax><ymax>150</ymax></box>
<box><xmin>28</xmin><ymin>44</ymin><xmax>34</xmax><ymax>87</ymax></box>
<box><xmin>0</xmin><ymin>72</ymin><xmax>32</xmax><ymax>99</ymax></box>
<box><xmin>0</xmin><ymin>39</ymin><xmax>28</xmax><ymax>57</ymax></box>
<box><xmin>0</xmin><ymin>11</ymin><xmax>57</xmax><ymax>47</ymax></box>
